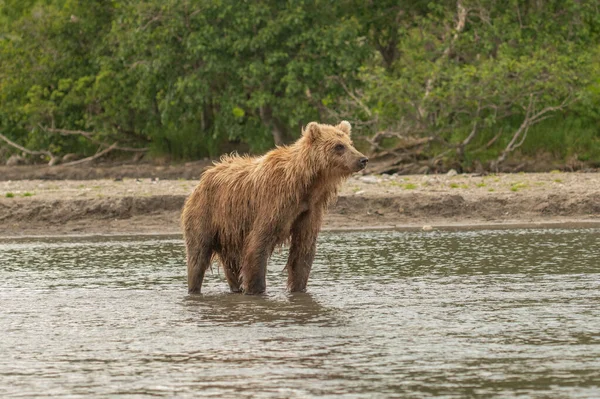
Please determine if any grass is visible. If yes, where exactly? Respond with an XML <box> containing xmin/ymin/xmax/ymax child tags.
<box><xmin>5</xmin><ymin>192</ymin><xmax>14</xmax><ymax>198</ymax></box>
<box><xmin>383</xmin><ymin>180</ymin><xmax>416</xmax><ymax>189</ymax></box>
<box><xmin>450</xmin><ymin>183</ymin><xmax>468</xmax><ymax>189</ymax></box>
<box><xmin>554</xmin><ymin>178</ymin><xmax>563</xmax><ymax>183</ymax></box>
<box><xmin>22</xmin><ymin>192</ymin><xmax>33</xmax><ymax>197</ymax></box>
<box><xmin>476</xmin><ymin>182</ymin><xmax>486</xmax><ymax>188</ymax></box>
<box><xmin>510</xmin><ymin>182</ymin><xmax>528</xmax><ymax>192</ymax></box>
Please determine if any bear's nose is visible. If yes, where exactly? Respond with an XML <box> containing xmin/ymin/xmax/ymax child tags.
<box><xmin>359</xmin><ymin>157</ymin><xmax>369</xmax><ymax>168</ymax></box>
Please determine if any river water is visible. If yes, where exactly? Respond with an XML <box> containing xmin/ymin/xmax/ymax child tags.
<box><xmin>1</xmin><ymin>229</ymin><xmax>599</xmax><ymax>398</ymax></box>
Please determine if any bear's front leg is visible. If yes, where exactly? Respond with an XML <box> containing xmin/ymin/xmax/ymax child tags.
<box><xmin>240</xmin><ymin>230</ymin><xmax>275</xmax><ymax>295</ymax></box>
<box><xmin>286</xmin><ymin>209</ymin><xmax>322</xmax><ymax>292</ymax></box>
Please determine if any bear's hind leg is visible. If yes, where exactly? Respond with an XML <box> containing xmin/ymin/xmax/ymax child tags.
<box><xmin>185</xmin><ymin>236</ymin><xmax>213</xmax><ymax>294</ymax></box>
<box><xmin>219</xmin><ymin>252</ymin><xmax>242</xmax><ymax>293</ymax></box>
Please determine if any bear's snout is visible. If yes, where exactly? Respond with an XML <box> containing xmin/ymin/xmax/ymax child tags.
<box><xmin>358</xmin><ymin>157</ymin><xmax>369</xmax><ymax>170</ymax></box>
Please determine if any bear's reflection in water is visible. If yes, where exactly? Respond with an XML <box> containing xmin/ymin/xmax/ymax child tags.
<box><xmin>182</xmin><ymin>292</ymin><xmax>343</xmax><ymax>327</ymax></box>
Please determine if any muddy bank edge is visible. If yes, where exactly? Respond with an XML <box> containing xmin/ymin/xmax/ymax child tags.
<box><xmin>1</xmin><ymin>191</ymin><xmax>599</xmax><ymax>237</ymax></box>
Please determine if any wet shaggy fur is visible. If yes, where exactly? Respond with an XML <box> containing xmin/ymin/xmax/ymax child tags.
<box><xmin>181</xmin><ymin>121</ymin><xmax>367</xmax><ymax>294</ymax></box>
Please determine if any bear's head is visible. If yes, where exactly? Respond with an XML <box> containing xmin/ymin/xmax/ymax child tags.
<box><xmin>301</xmin><ymin>121</ymin><xmax>368</xmax><ymax>175</ymax></box>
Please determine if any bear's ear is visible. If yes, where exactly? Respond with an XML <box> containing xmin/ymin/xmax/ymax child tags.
<box><xmin>337</xmin><ymin>120</ymin><xmax>352</xmax><ymax>137</ymax></box>
<box><xmin>303</xmin><ymin>122</ymin><xmax>321</xmax><ymax>143</ymax></box>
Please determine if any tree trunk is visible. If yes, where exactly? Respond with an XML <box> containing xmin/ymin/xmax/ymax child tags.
<box><xmin>259</xmin><ymin>105</ymin><xmax>285</xmax><ymax>146</ymax></box>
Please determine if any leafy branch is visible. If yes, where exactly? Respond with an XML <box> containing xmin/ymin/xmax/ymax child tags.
<box><xmin>494</xmin><ymin>94</ymin><xmax>575</xmax><ymax>168</ymax></box>
<box><xmin>0</xmin><ymin>132</ymin><xmax>57</xmax><ymax>164</ymax></box>
<box><xmin>39</xmin><ymin>126</ymin><xmax>148</xmax><ymax>152</ymax></box>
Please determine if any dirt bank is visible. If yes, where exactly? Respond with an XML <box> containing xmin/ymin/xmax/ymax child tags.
<box><xmin>0</xmin><ymin>161</ymin><xmax>213</xmax><ymax>181</ymax></box>
<box><xmin>1</xmin><ymin>172</ymin><xmax>598</xmax><ymax>237</ymax></box>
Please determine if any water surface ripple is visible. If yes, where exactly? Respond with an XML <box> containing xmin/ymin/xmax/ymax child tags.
<box><xmin>1</xmin><ymin>229</ymin><xmax>599</xmax><ymax>398</ymax></box>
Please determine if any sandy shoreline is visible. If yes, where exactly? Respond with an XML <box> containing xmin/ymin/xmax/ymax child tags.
<box><xmin>1</xmin><ymin>172</ymin><xmax>599</xmax><ymax>237</ymax></box>
<box><xmin>2</xmin><ymin>220</ymin><xmax>600</xmax><ymax>241</ymax></box>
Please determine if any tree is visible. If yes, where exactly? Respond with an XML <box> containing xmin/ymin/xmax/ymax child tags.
<box><xmin>1</xmin><ymin>0</ymin><xmax>599</xmax><ymax>169</ymax></box>
<box><xmin>326</xmin><ymin>0</ymin><xmax>600</xmax><ymax>172</ymax></box>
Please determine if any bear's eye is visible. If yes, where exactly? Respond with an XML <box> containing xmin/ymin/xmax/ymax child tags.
<box><xmin>334</xmin><ymin>144</ymin><xmax>345</xmax><ymax>152</ymax></box>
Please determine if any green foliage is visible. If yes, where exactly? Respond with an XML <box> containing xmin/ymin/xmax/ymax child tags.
<box><xmin>0</xmin><ymin>0</ymin><xmax>599</xmax><ymax>168</ymax></box>
<box><xmin>345</xmin><ymin>0</ymin><xmax>600</xmax><ymax>169</ymax></box>
<box><xmin>1</xmin><ymin>0</ymin><xmax>367</xmax><ymax>159</ymax></box>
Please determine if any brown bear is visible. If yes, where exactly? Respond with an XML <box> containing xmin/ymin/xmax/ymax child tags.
<box><xmin>181</xmin><ymin>121</ymin><xmax>368</xmax><ymax>295</ymax></box>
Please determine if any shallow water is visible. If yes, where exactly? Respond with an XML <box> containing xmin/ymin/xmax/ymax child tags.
<box><xmin>1</xmin><ymin>229</ymin><xmax>599</xmax><ymax>398</ymax></box>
